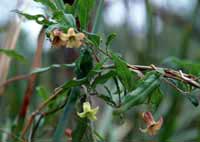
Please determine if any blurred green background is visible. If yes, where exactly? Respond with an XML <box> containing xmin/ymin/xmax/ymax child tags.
<box><xmin>0</xmin><ymin>0</ymin><xmax>200</xmax><ymax>141</ymax></box>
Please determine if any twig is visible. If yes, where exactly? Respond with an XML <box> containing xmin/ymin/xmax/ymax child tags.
<box><xmin>21</xmin><ymin>87</ymin><xmax>63</xmax><ymax>139</ymax></box>
<box><xmin>162</xmin><ymin>78</ymin><xmax>191</xmax><ymax>95</ymax></box>
<box><xmin>0</xmin><ymin>0</ymin><xmax>27</xmax><ymax>95</ymax></box>
<box><xmin>103</xmin><ymin>63</ymin><xmax>200</xmax><ymax>88</ymax></box>
<box><xmin>0</xmin><ymin>74</ymin><xmax>29</xmax><ymax>87</ymax></box>
<box><xmin>18</xmin><ymin>27</ymin><xmax>45</xmax><ymax>128</ymax></box>
<box><xmin>29</xmin><ymin>96</ymin><xmax>68</xmax><ymax>141</ymax></box>
<box><xmin>0</xmin><ymin>63</ymin><xmax>76</xmax><ymax>88</ymax></box>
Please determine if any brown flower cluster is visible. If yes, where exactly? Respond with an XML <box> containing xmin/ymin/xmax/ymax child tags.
<box><xmin>50</xmin><ymin>28</ymin><xmax>85</xmax><ymax>48</ymax></box>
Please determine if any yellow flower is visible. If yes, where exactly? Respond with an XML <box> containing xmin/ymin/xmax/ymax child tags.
<box><xmin>60</xmin><ymin>28</ymin><xmax>85</xmax><ymax>48</ymax></box>
<box><xmin>77</xmin><ymin>102</ymin><xmax>99</xmax><ymax>121</ymax></box>
<box><xmin>140</xmin><ymin>112</ymin><xmax>163</xmax><ymax>136</ymax></box>
<box><xmin>50</xmin><ymin>29</ymin><xmax>67</xmax><ymax>48</ymax></box>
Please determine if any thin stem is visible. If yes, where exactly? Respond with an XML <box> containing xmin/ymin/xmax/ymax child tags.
<box><xmin>29</xmin><ymin>96</ymin><xmax>68</xmax><ymax>141</ymax></box>
<box><xmin>103</xmin><ymin>63</ymin><xmax>200</xmax><ymax>88</ymax></box>
<box><xmin>0</xmin><ymin>63</ymin><xmax>75</xmax><ymax>88</ymax></box>
<box><xmin>21</xmin><ymin>87</ymin><xmax>64</xmax><ymax>139</ymax></box>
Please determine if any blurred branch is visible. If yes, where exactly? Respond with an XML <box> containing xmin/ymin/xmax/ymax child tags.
<box><xmin>179</xmin><ymin>1</ymin><xmax>200</xmax><ymax>59</ymax></box>
<box><xmin>145</xmin><ymin>0</ymin><xmax>156</xmax><ymax>50</ymax></box>
<box><xmin>29</xmin><ymin>96</ymin><xmax>68</xmax><ymax>142</ymax></box>
<box><xmin>0</xmin><ymin>14</ymin><xmax>21</xmax><ymax>95</ymax></box>
<box><xmin>0</xmin><ymin>0</ymin><xmax>29</xmax><ymax>95</ymax></box>
<box><xmin>18</xmin><ymin>27</ymin><xmax>45</xmax><ymax>132</ymax></box>
<box><xmin>21</xmin><ymin>86</ymin><xmax>64</xmax><ymax>140</ymax></box>
<box><xmin>152</xmin><ymin>4</ymin><xmax>200</xmax><ymax>41</ymax></box>
<box><xmin>0</xmin><ymin>74</ymin><xmax>29</xmax><ymax>87</ymax></box>
<box><xmin>0</xmin><ymin>63</ymin><xmax>75</xmax><ymax>88</ymax></box>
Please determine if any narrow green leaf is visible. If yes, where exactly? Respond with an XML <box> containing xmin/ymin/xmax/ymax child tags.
<box><xmin>31</xmin><ymin>63</ymin><xmax>75</xmax><ymax>74</ymax></box>
<box><xmin>186</xmin><ymin>95</ymin><xmax>199</xmax><ymax>107</ymax></box>
<box><xmin>36</xmin><ymin>86</ymin><xmax>49</xmax><ymax>100</ymax></box>
<box><xmin>92</xmin><ymin>0</ymin><xmax>104</xmax><ymax>33</ymax></box>
<box><xmin>53</xmin><ymin>88</ymin><xmax>80</xmax><ymax>142</ymax></box>
<box><xmin>115</xmin><ymin>73</ymin><xmax>160</xmax><ymax>113</ymax></box>
<box><xmin>85</xmin><ymin>32</ymin><xmax>101</xmax><ymax>47</ymax></box>
<box><xmin>75</xmin><ymin>48</ymin><xmax>93</xmax><ymax>79</ymax></box>
<box><xmin>0</xmin><ymin>48</ymin><xmax>26</xmax><ymax>62</ymax></box>
<box><xmin>34</xmin><ymin>0</ymin><xmax>57</xmax><ymax>11</ymax></box>
<box><xmin>64</xmin><ymin>3</ymin><xmax>74</xmax><ymax>14</ymax></box>
<box><xmin>149</xmin><ymin>88</ymin><xmax>163</xmax><ymax>112</ymax></box>
<box><xmin>94</xmin><ymin>130</ymin><xmax>105</xmax><ymax>142</ymax></box>
<box><xmin>53</xmin><ymin>11</ymin><xmax>76</xmax><ymax>27</ymax></box>
<box><xmin>112</xmin><ymin>54</ymin><xmax>134</xmax><ymax>91</ymax></box>
<box><xmin>76</xmin><ymin>0</ymin><xmax>95</xmax><ymax>29</ymax></box>
<box><xmin>97</xmin><ymin>94</ymin><xmax>117</xmax><ymax>107</ymax></box>
<box><xmin>72</xmin><ymin>118</ymin><xmax>88</xmax><ymax>142</ymax></box>
<box><xmin>92</xmin><ymin>71</ymin><xmax>116</xmax><ymax>88</ymax></box>
<box><xmin>14</xmin><ymin>10</ymin><xmax>54</xmax><ymax>26</ymax></box>
<box><xmin>106</xmin><ymin>33</ymin><xmax>117</xmax><ymax>47</ymax></box>
<box><xmin>54</xmin><ymin>0</ymin><xmax>65</xmax><ymax>10</ymax></box>
<box><xmin>62</xmin><ymin>78</ymin><xmax>87</xmax><ymax>90</ymax></box>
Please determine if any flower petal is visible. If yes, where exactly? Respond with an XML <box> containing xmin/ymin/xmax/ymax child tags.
<box><xmin>74</xmin><ymin>41</ymin><xmax>82</xmax><ymax>48</ymax></box>
<box><xmin>154</xmin><ymin>116</ymin><xmax>163</xmax><ymax>130</ymax></box>
<box><xmin>76</xmin><ymin>33</ymin><xmax>85</xmax><ymax>40</ymax></box>
<box><xmin>67</xmin><ymin>28</ymin><xmax>76</xmax><ymax>35</ymax></box>
<box><xmin>66</xmin><ymin>40</ymin><xmax>76</xmax><ymax>48</ymax></box>
<box><xmin>139</xmin><ymin>127</ymin><xmax>148</xmax><ymax>133</ymax></box>
<box><xmin>88</xmin><ymin>114</ymin><xmax>97</xmax><ymax>121</ymax></box>
<box><xmin>147</xmin><ymin>128</ymin><xmax>158</xmax><ymax>136</ymax></box>
<box><xmin>60</xmin><ymin>33</ymin><xmax>69</xmax><ymax>41</ymax></box>
<box><xmin>83</xmin><ymin>102</ymin><xmax>91</xmax><ymax>112</ymax></box>
<box><xmin>77</xmin><ymin>112</ymin><xmax>87</xmax><ymax>118</ymax></box>
<box><xmin>142</xmin><ymin>112</ymin><xmax>156</xmax><ymax>127</ymax></box>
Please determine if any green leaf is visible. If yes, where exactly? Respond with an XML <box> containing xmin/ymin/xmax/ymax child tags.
<box><xmin>62</xmin><ymin>78</ymin><xmax>87</xmax><ymax>90</ymax></box>
<box><xmin>72</xmin><ymin>118</ymin><xmax>88</xmax><ymax>142</ymax></box>
<box><xmin>94</xmin><ymin>130</ymin><xmax>105</xmax><ymax>142</ymax></box>
<box><xmin>52</xmin><ymin>11</ymin><xmax>76</xmax><ymax>27</ymax></box>
<box><xmin>186</xmin><ymin>95</ymin><xmax>199</xmax><ymax>107</ymax></box>
<box><xmin>76</xmin><ymin>0</ymin><xmax>95</xmax><ymax>29</ymax></box>
<box><xmin>92</xmin><ymin>71</ymin><xmax>116</xmax><ymax>88</ymax></box>
<box><xmin>85</xmin><ymin>32</ymin><xmax>101</xmax><ymax>47</ymax></box>
<box><xmin>34</xmin><ymin>0</ymin><xmax>57</xmax><ymax>11</ymax></box>
<box><xmin>31</xmin><ymin>63</ymin><xmax>75</xmax><ymax>74</ymax></box>
<box><xmin>97</xmin><ymin>94</ymin><xmax>117</xmax><ymax>107</ymax></box>
<box><xmin>54</xmin><ymin>0</ymin><xmax>65</xmax><ymax>10</ymax></box>
<box><xmin>149</xmin><ymin>88</ymin><xmax>163</xmax><ymax>112</ymax></box>
<box><xmin>75</xmin><ymin>48</ymin><xmax>93</xmax><ymax>79</ymax></box>
<box><xmin>112</xmin><ymin>54</ymin><xmax>134</xmax><ymax>91</ymax></box>
<box><xmin>106</xmin><ymin>33</ymin><xmax>117</xmax><ymax>47</ymax></box>
<box><xmin>64</xmin><ymin>3</ymin><xmax>74</xmax><ymax>14</ymax></box>
<box><xmin>15</xmin><ymin>10</ymin><xmax>54</xmax><ymax>26</ymax></box>
<box><xmin>115</xmin><ymin>73</ymin><xmax>160</xmax><ymax>113</ymax></box>
<box><xmin>0</xmin><ymin>48</ymin><xmax>26</xmax><ymax>62</ymax></box>
<box><xmin>36</xmin><ymin>86</ymin><xmax>49</xmax><ymax>100</ymax></box>
<box><xmin>53</xmin><ymin>87</ymin><xmax>80</xmax><ymax>142</ymax></box>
